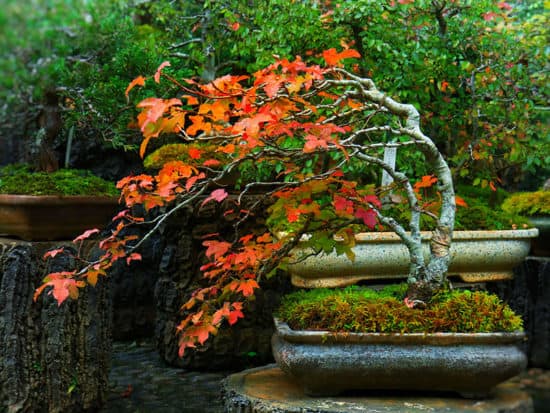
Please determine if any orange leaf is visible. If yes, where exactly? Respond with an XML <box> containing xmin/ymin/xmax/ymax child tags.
<box><xmin>188</xmin><ymin>147</ymin><xmax>202</xmax><ymax>159</ymax></box>
<box><xmin>218</xmin><ymin>144</ymin><xmax>236</xmax><ymax>154</ymax></box>
<box><xmin>203</xmin><ymin>240</ymin><xmax>232</xmax><ymax>260</ymax></box>
<box><xmin>414</xmin><ymin>175</ymin><xmax>438</xmax><ymax>191</ymax></box>
<box><xmin>73</xmin><ymin>228</ymin><xmax>100</xmax><ymax>243</ymax></box>
<box><xmin>43</xmin><ymin>248</ymin><xmax>65</xmax><ymax>260</ymax></box>
<box><xmin>455</xmin><ymin>196</ymin><xmax>468</xmax><ymax>208</ymax></box>
<box><xmin>322</xmin><ymin>48</ymin><xmax>361</xmax><ymax>66</ymax></box>
<box><xmin>236</xmin><ymin>279</ymin><xmax>259</xmax><ymax>297</ymax></box>
<box><xmin>125</xmin><ymin>75</ymin><xmax>146</xmax><ymax>100</ymax></box>
<box><xmin>126</xmin><ymin>253</ymin><xmax>142</xmax><ymax>265</ymax></box>
<box><xmin>182</xmin><ymin>95</ymin><xmax>199</xmax><ymax>105</ymax></box>
<box><xmin>228</xmin><ymin>302</ymin><xmax>245</xmax><ymax>325</ymax></box>
<box><xmin>203</xmin><ymin>159</ymin><xmax>221</xmax><ymax>167</ymax></box>
<box><xmin>187</xmin><ymin>115</ymin><xmax>212</xmax><ymax>136</ymax></box>
<box><xmin>154</xmin><ymin>61</ymin><xmax>171</xmax><ymax>83</ymax></box>
<box><xmin>234</xmin><ymin>113</ymin><xmax>272</xmax><ymax>138</ymax></box>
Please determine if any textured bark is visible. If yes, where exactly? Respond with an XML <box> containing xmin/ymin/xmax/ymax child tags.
<box><xmin>488</xmin><ymin>257</ymin><xmax>550</xmax><ymax>368</ymax></box>
<box><xmin>0</xmin><ymin>239</ymin><xmax>112</xmax><ymax>413</ymax></box>
<box><xmin>154</xmin><ymin>196</ymin><xmax>294</xmax><ymax>370</ymax></box>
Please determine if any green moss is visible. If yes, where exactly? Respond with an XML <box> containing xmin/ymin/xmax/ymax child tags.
<box><xmin>276</xmin><ymin>285</ymin><xmax>523</xmax><ymax>333</ymax></box>
<box><xmin>0</xmin><ymin>164</ymin><xmax>118</xmax><ymax>196</ymax></box>
<box><xmin>501</xmin><ymin>191</ymin><xmax>550</xmax><ymax>217</ymax></box>
<box><xmin>144</xmin><ymin>143</ymin><xmax>228</xmax><ymax>170</ymax></box>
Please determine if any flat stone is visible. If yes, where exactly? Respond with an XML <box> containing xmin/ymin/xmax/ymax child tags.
<box><xmin>222</xmin><ymin>365</ymin><xmax>533</xmax><ymax>413</ymax></box>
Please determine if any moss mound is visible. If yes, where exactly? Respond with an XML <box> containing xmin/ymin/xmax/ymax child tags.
<box><xmin>144</xmin><ymin>143</ymin><xmax>228</xmax><ymax>170</ymax></box>
<box><xmin>0</xmin><ymin>164</ymin><xmax>118</xmax><ymax>196</ymax></box>
<box><xmin>277</xmin><ymin>285</ymin><xmax>523</xmax><ymax>333</ymax></box>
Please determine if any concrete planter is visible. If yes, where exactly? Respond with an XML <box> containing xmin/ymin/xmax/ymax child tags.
<box><xmin>288</xmin><ymin>229</ymin><xmax>539</xmax><ymax>288</ymax></box>
<box><xmin>272</xmin><ymin>318</ymin><xmax>527</xmax><ymax>398</ymax></box>
<box><xmin>0</xmin><ymin>194</ymin><xmax>119</xmax><ymax>241</ymax></box>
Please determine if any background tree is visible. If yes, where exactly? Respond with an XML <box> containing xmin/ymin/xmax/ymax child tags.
<box><xmin>2</xmin><ymin>0</ymin><xmax>546</xmax><ymax>189</ymax></box>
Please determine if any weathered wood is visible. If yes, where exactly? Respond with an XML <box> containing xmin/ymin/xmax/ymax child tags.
<box><xmin>0</xmin><ymin>238</ymin><xmax>112</xmax><ymax>412</ymax></box>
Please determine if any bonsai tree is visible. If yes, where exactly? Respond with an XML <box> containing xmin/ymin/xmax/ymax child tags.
<box><xmin>36</xmin><ymin>51</ymin><xmax>460</xmax><ymax>356</ymax></box>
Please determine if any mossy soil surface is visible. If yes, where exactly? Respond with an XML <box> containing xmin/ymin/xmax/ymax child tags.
<box><xmin>277</xmin><ymin>284</ymin><xmax>523</xmax><ymax>334</ymax></box>
<box><xmin>0</xmin><ymin>164</ymin><xmax>118</xmax><ymax>196</ymax></box>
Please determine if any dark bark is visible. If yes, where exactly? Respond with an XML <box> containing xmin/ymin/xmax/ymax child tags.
<box><xmin>0</xmin><ymin>239</ymin><xmax>112</xmax><ymax>412</ymax></box>
<box><xmin>488</xmin><ymin>257</ymin><xmax>550</xmax><ymax>368</ymax></box>
<box><xmin>154</xmin><ymin>196</ymin><xmax>293</xmax><ymax>370</ymax></box>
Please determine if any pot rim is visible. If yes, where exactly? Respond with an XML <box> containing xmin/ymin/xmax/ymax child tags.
<box><xmin>352</xmin><ymin>229</ymin><xmax>539</xmax><ymax>242</ymax></box>
<box><xmin>273</xmin><ymin>317</ymin><xmax>526</xmax><ymax>345</ymax></box>
<box><xmin>279</xmin><ymin>228</ymin><xmax>539</xmax><ymax>243</ymax></box>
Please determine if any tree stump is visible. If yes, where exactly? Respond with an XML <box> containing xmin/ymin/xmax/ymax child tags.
<box><xmin>154</xmin><ymin>196</ymin><xmax>294</xmax><ymax>370</ymax></box>
<box><xmin>489</xmin><ymin>257</ymin><xmax>550</xmax><ymax>368</ymax></box>
<box><xmin>0</xmin><ymin>238</ymin><xmax>112</xmax><ymax>412</ymax></box>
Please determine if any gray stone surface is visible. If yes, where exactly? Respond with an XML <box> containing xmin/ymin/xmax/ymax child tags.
<box><xmin>100</xmin><ymin>340</ymin><xmax>228</xmax><ymax>413</ymax></box>
<box><xmin>100</xmin><ymin>340</ymin><xmax>550</xmax><ymax>413</ymax></box>
<box><xmin>223</xmin><ymin>365</ymin><xmax>534</xmax><ymax>413</ymax></box>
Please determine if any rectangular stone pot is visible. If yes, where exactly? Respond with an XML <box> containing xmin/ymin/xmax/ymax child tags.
<box><xmin>288</xmin><ymin>229</ymin><xmax>539</xmax><ymax>287</ymax></box>
<box><xmin>272</xmin><ymin>318</ymin><xmax>527</xmax><ymax>398</ymax></box>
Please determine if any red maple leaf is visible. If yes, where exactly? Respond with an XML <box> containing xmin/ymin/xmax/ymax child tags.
<box><xmin>236</xmin><ymin>279</ymin><xmax>259</xmax><ymax>297</ymax></box>
<box><xmin>201</xmin><ymin>188</ymin><xmax>228</xmax><ymax>206</ymax></box>
<box><xmin>203</xmin><ymin>240</ymin><xmax>232</xmax><ymax>260</ymax></box>
<box><xmin>322</xmin><ymin>48</ymin><xmax>361</xmax><ymax>66</ymax></box>
<box><xmin>355</xmin><ymin>207</ymin><xmax>377</xmax><ymax>229</ymax></box>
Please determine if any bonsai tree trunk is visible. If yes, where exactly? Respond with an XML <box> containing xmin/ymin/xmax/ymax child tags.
<box><xmin>328</xmin><ymin>70</ymin><xmax>456</xmax><ymax>302</ymax></box>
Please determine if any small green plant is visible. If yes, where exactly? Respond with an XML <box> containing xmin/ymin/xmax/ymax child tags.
<box><xmin>276</xmin><ymin>285</ymin><xmax>523</xmax><ymax>334</ymax></box>
<box><xmin>0</xmin><ymin>164</ymin><xmax>117</xmax><ymax>196</ymax></box>
<box><xmin>501</xmin><ymin>191</ymin><xmax>550</xmax><ymax>217</ymax></box>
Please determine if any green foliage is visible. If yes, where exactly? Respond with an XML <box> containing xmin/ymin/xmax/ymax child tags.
<box><xmin>329</xmin><ymin>0</ymin><xmax>549</xmax><ymax>188</ymax></box>
<box><xmin>0</xmin><ymin>164</ymin><xmax>118</xmax><ymax>196</ymax></box>
<box><xmin>382</xmin><ymin>183</ymin><xmax>530</xmax><ymax>231</ymax></box>
<box><xmin>277</xmin><ymin>285</ymin><xmax>523</xmax><ymax>333</ymax></box>
<box><xmin>454</xmin><ymin>196</ymin><xmax>530</xmax><ymax>230</ymax></box>
<box><xmin>0</xmin><ymin>0</ymin><xmax>189</xmax><ymax>151</ymax></box>
<box><xmin>501</xmin><ymin>190</ymin><xmax>550</xmax><ymax>216</ymax></box>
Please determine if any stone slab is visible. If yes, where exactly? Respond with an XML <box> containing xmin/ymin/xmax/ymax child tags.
<box><xmin>223</xmin><ymin>365</ymin><xmax>533</xmax><ymax>413</ymax></box>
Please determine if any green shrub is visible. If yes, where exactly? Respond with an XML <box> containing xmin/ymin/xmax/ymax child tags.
<box><xmin>277</xmin><ymin>285</ymin><xmax>523</xmax><ymax>333</ymax></box>
<box><xmin>501</xmin><ymin>191</ymin><xmax>550</xmax><ymax>217</ymax></box>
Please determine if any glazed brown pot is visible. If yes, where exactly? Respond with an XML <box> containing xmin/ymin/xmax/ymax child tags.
<box><xmin>0</xmin><ymin>194</ymin><xmax>119</xmax><ymax>241</ymax></box>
